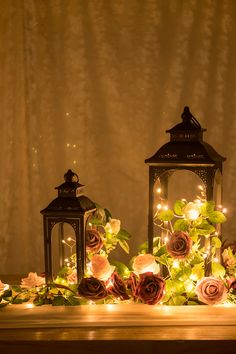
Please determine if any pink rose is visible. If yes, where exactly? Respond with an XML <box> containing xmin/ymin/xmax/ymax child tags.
<box><xmin>21</xmin><ymin>272</ymin><xmax>45</xmax><ymax>289</ymax></box>
<box><xmin>167</xmin><ymin>231</ymin><xmax>192</xmax><ymax>259</ymax></box>
<box><xmin>107</xmin><ymin>272</ymin><xmax>129</xmax><ymax>300</ymax></box>
<box><xmin>133</xmin><ymin>254</ymin><xmax>159</xmax><ymax>275</ymax></box>
<box><xmin>135</xmin><ymin>272</ymin><xmax>165</xmax><ymax>305</ymax></box>
<box><xmin>90</xmin><ymin>255</ymin><xmax>115</xmax><ymax>281</ymax></box>
<box><xmin>86</xmin><ymin>229</ymin><xmax>103</xmax><ymax>253</ymax></box>
<box><xmin>196</xmin><ymin>277</ymin><xmax>228</xmax><ymax>305</ymax></box>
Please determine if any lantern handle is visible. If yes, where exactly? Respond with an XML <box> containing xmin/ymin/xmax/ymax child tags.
<box><xmin>182</xmin><ymin>106</ymin><xmax>201</xmax><ymax>128</ymax></box>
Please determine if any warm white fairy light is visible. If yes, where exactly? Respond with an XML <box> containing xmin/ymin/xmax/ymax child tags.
<box><xmin>66</xmin><ymin>143</ymin><xmax>70</xmax><ymax>147</ymax></box>
<box><xmin>222</xmin><ymin>208</ymin><xmax>227</xmax><ymax>213</ymax></box>
<box><xmin>164</xmin><ymin>236</ymin><xmax>169</xmax><ymax>243</ymax></box>
<box><xmin>26</xmin><ymin>303</ymin><xmax>34</xmax><ymax>309</ymax></box>
<box><xmin>67</xmin><ymin>237</ymin><xmax>72</xmax><ymax>241</ymax></box>
<box><xmin>64</xmin><ymin>258</ymin><xmax>69</xmax><ymax>262</ymax></box>
<box><xmin>88</xmin><ymin>222</ymin><xmax>92</xmax><ymax>227</ymax></box>
<box><xmin>198</xmin><ymin>185</ymin><xmax>204</xmax><ymax>191</ymax></box>
<box><xmin>156</xmin><ymin>203</ymin><xmax>162</xmax><ymax>210</ymax></box>
<box><xmin>73</xmin><ymin>160</ymin><xmax>77</xmax><ymax>165</ymax></box>
<box><xmin>214</xmin><ymin>257</ymin><xmax>219</xmax><ymax>262</ymax></box>
<box><xmin>73</xmin><ymin>144</ymin><xmax>76</xmax><ymax>148</ymax></box>
<box><xmin>172</xmin><ymin>260</ymin><xmax>179</xmax><ymax>268</ymax></box>
<box><xmin>156</xmin><ymin>188</ymin><xmax>162</xmax><ymax>194</ymax></box>
<box><xmin>163</xmin><ymin>205</ymin><xmax>168</xmax><ymax>211</ymax></box>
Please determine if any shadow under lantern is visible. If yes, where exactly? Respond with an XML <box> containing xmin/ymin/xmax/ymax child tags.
<box><xmin>145</xmin><ymin>106</ymin><xmax>225</xmax><ymax>276</ymax></box>
<box><xmin>41</xmin><ymin>169</ymin><xmax>96</xmax><ymax>284</ymax></box>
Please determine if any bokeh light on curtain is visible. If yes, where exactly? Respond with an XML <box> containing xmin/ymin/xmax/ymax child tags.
<box><xmin>0</xmin><ymin>0</ymin><xmax>236</xmax><ymax>274</ymax></box>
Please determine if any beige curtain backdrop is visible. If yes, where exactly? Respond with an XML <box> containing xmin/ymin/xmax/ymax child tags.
<box><xmin>0</xmin><ymin>0</ymin><xmax>236</xmax><ymax>275</ymax></box>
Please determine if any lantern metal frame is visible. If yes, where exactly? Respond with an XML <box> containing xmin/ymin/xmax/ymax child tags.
<box><xmin>145</xmin><ymin>107</ymin><xmax>226</xmax><ymax>275</ymax></box>
<box><xmin>41</xmin><ymin>169</ymin><xmax>96</xmax><ymax>284</ymax></box>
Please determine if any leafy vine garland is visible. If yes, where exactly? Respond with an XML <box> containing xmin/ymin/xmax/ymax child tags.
<box><xmin>1</xmin><ymin>199</ymin><xmax>236</xmax><ymax>307</ymax></box>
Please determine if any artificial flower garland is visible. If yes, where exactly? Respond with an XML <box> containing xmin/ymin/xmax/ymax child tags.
<box><xmin>1</xmin><ymin>199</ymin><xmax>236</xmax><ymax>307</ymax></box>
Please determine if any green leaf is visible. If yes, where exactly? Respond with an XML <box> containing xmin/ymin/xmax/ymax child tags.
<box><xmin>104</xmin><ymin>208</ymin><xmax>112</xmax><ymax>222</ymax></box>
<box><xmin>52</xmin><ymin>296</ymin><xmax>67</xmax><ymax>306</ymax></box>
<box><xmin>138</xmin><ymin>241</ymin><xmax>148</xmax><ymax>252</ymax></box>
<box><xmin>208</xmin><ymin>211</ymin><xmax>226</xmax><ymax>224</ymax></box>
<box><xmin>89</xmin><ymin>217</ymin><xmax>103</xmax><ymax>226</ymax></box>
<box><xmin>118</xmin><ymin>239</ymin><xmax>129</xmax><ymax>254</ymax></box>
<box><xmin>154</xmin><ymin>245</ymin><xmax>167</xmax><ymax>257</ymax></box>
<box><xmin>3</xmin><ymin>289</ymin><xmax>12</xmax><ymax>298</ymax></box>
<box><xmin>196</xmin><ymin>220</ymin><xmax>215</xmax><ymax>236</ymax></box>
<box><xmin>11</xmin><ymin>286</ymin><xmax>22</xmax><ymax>293</ymax></box>
<box><xmin>200</xmin><ymin>201</ymin><xmax>215</xmax><ymax>217</ymax></box>
<box><xmin>187</xmin><ymin>301</ymin><xmax>198</xmax><ymax>305</ymax></box>
<box><xmin>173</xmin><ymin>219</ymin><xmax>189</xmax><ymax>232</ymax></box>
<box><xmin>212</xmin><ymin>262</ymin><xmax>226</xmax><ymax>278</ymax></box>
<box><xmin>158</xmin><ymin>209</ymin><xmax>174</xmax><ymax>221</ymax></box>
<box><xmin>169</xmin><ymin>295</ymin><xmax>186</xmax><ymax>306</ymax></box>
<box><xmin>110</xmin><ymin>260</ymin><xmax>130</xmax><ymax>277</ymax></box>
<box><xmin>189</xmin><ymin>228</ymin><xmax>199</xmax><ymax>243</ymax></box>
<box><xmin>116</xmin><ymin>229</ymin><xmax>131</xmax><ymax>241</ymax></box>
<box><xmin>191</xmin><ymin>263</ymin><xmax>204</xmax><ymax>280</ymax></box>
<box><xmin>165</xmin><ymin>278</ymin><xmax>185</xmax><ymax>295</ymax></box>
<box><xmin>174</xmin><ymin>200</ymin><xmax>187</xmax><ymax>216</ymax></box>
<box><xmin>212</xmin><ymin>236</ymin><xmax>222</xmax><ymax>249</ymax></box>
<box><xmin>67</xmin><ymin>296</ymin><xmax>81</xmax><ymax>306</ymax></box>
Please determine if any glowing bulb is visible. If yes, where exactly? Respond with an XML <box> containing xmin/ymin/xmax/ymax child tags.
<box><xmin>62</xmin><ymin>240</ymin><xmax>66</xmax><ymax>244</ymax></box>
<box><xmin>73</xmin><ymin>160</ymin><xmax>77</xmax><ymax>164</ymax></box>
<box><xmin>73</xmin><ymin>144</ymin><xmax>76</xmax><ymax>148</ymax></box>
<box><xmin>88</xmin><ymin>222</ymin><xmax>92</xmax><ymax>227</ymax></box>
<box><xmin>222</xmin><ymin>208</ymin><xmax>227</xmax><ymax>213</ymax></box>
<box><xmin>172</xmin><ymin>260</ymin><xmax>179</xmax><ymax>268</ymax></box>
<box><xmin>66</xmin><ymin>143</ymin><xmax>70</xmax><ymax>147</ymax></box>
<box><xmin>198</xmin><ymin>185</ymin><xmax>204</xmax><ymax>191</ymax></box>
<box><xmin>214</xmin><ymin>257</ymin><xmax>219</xmax><ymax>262</ymax></box>
<box><xmin>66</xmin><ymin>112</ymin><xmax>70</xmax><ymax>116</ymax></box>
<box><xmin>26</xmin><ymin>304</ymin><xmax>34</xmax><ymax>309</ymax></box>
<box><xmin>64</xmin><ymin>258</ymin><xmax>69</xmax><ymax>262</ymax></box>
<box><xmin>67</xmin><ymin>237</ymin><xmax>72</xmax><ymax>241</ymax></box>
<box><xmin>66</xmin><ymin>262</ymin><xmax>70</xmax><ymax>267</ymax></box>
<box><xmin>156</xmin><ymin>204</ymin><xmax>162</xmax><ymax>210</ymax></box>
<box><xmin>163</xmin><ymin>205</ymin><xmax>168</xmax><ymax>211</ymax></box>
<box><xmin>156</xmin><ymin>188</ymin><xmax>162</xmax><ymax>194</ymax></box>
<box><xmin>188</xmin><ymin>209</ymin><xmax>199</xmax><ymax>220</ymax></box>
<box><xmin>164</xmin><ymin>236</ymin><xmax>169</xmax><ymax>242</ymax></box>
<box><xmin>218</xmin><ymin>205</ymin><xmax>222</xmax><ymax>209</ymax></box>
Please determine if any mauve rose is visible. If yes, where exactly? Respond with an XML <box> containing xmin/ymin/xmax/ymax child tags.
<box><xmin>107</xmin><ymin>272</ymin><xmax>129</xmax><ymax>300</ymax></box>
<box><xmin>196</xmin><ymin>277</ymin><xmax>228</xmax><ymax>305</ymax></box>
<box><xmin>127</xmin><ymin>272</ymin><xmax>138</xmax><ymax>300</ymax></box>
<box><xmin>78</xmin><ymin>277</ymin><xmax>107</xmax><ymax>301</ymax></box>
<box><xmin>86</xmin><ymin>229</ymin><xmax>103</xmax><ymax>253</ymax></box>
<box><xmin>167</xmin><ymin>231</ymin><xmax>192</xmax><ymax>259</ymax></box>
<box><xmin>90</xmin><ymin>255</ymin><xmax>115</xmax><ymax>281</ymax></box>
<box><xmin>21</xmin><ymin>272</ymin><xmax>45</xmax><ymax>289</ymax></box>
<box><xmin>135</xmin><ymin>272</ymin><xmax>165</xmax><ymax>305</ymax></box>
<box><xmin>133</xmin><ymin>254</ymin><xmax>159</xmax><ymax>275</ymax></box>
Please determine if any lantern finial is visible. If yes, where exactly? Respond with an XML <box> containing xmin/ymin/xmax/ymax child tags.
<box><xmin>64</xmin><ymin>169</ymin><xmax>79</xmax><ymax>183</ymax></box>
<box><xmin>181</xmin><ymin>106</ymin><xmax>201</xmax><ymax>129</ymax></box>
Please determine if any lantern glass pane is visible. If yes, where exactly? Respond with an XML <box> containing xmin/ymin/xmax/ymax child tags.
<box><xmin>168</xmin><ymin>170</ymin><xmax>204</xmax><ymax>203</ymax></box>
<box><xmin>51</xmin><ymin>222</ymin><xmax>76</xmax><ymax>275</ymax></box>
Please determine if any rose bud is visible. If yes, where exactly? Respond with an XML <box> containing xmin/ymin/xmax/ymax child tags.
<box><xmin>127</xmin><ymin>272</ymin><xmax>138</xmax><ymax>300</ymax></box>
<box><xmin>107</xmin><ymin>272</ymin><xmax>129</xmax><ymax>300</ymax></box>
<box><xmin>78</xmin><ymin>277</ymin><xmax>107</xmax><ymax>301</ymax></box>
<box><xmin>133</xmin><ymin>254</ymin><xmax>159</xmax><ymax>275</ymax></box>
<box><xmin>86</xmin><ymin>229</ymin><xmax>103</xmax><ymax>253</ymax></box>
<box><xmin>135</xmin><ymin>272</ymin><xmax>165</xmax><ymax>305</ymax></box>
<box><xmin>166</xmin><ymin>231</ymin><xmax>192</xmax><ymax>259</ymax></box>
<box><xmin>196</xmin><ymin>277</ymin><xmax>228</xmax><ymax>305</ymax></box>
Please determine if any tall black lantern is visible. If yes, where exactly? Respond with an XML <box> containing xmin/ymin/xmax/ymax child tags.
<box><xmin>41</xmin><ymin>169</ymin><xmax>96</xmax><ymax>283</ymax></box>
<box><xmin>145</xmin><ymin>107</ymin><xmax>226</xmax><ymax>275</ymax></box>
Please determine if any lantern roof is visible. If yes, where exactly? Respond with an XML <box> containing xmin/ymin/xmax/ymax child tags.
<box><xmin>145</xmin><ymin>106</ymin><xmax>226</xmax><ymax>166</ymax></box>
<box><xmin>41</xmin><ymin>169</ymin><xmax>96</xmax><ymax>214</ymax></box>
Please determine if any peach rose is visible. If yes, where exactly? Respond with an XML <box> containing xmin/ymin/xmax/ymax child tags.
<box><xmin>21</xmin><ymin>272</ymin><xmax>45</xmax><ymax>289</ymax></box>
<box><xmin>67</xmin><ymin>269</ymin><xmax>77</xmax><ymax>284</ymax></box>
<box><xmin>133</xmin><ymin>254</ymin><xmax>160</xmax><ymax>275</ymax></box>
<box><xmin>196</xmin><ymin>277</ymin><xmax>228</xmax><ymax>305</ymax></box>
<box><xmin>105</xmin><ymin>218</ymin><xmax>121</xmax><ymax>235</ymax></box>
<box><xmin>90</xmin><ymin>255</ymin><xmax>115</xmax><ymax>281</ymax></box>
<box><xmin>0</xmin><ymin>280</ymin><xmax>9</xmax><ymax>293</ymax></box>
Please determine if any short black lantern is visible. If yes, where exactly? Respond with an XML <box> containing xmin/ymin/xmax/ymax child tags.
<box><xmin>145</xmin><ymin>106</ymin><xmax>226</xmax><ymax>275</ymax></box>
<box><xmin>41</xmin><ymin>169</ymin><xmax>96</xmax><ymax>283</ymax></box>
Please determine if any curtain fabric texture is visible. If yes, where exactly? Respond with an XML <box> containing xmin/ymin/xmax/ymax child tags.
<box><xmin>1</xmin><ymin>0</ymin><xmax>236</xmax><ymax>274</ymax></box>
